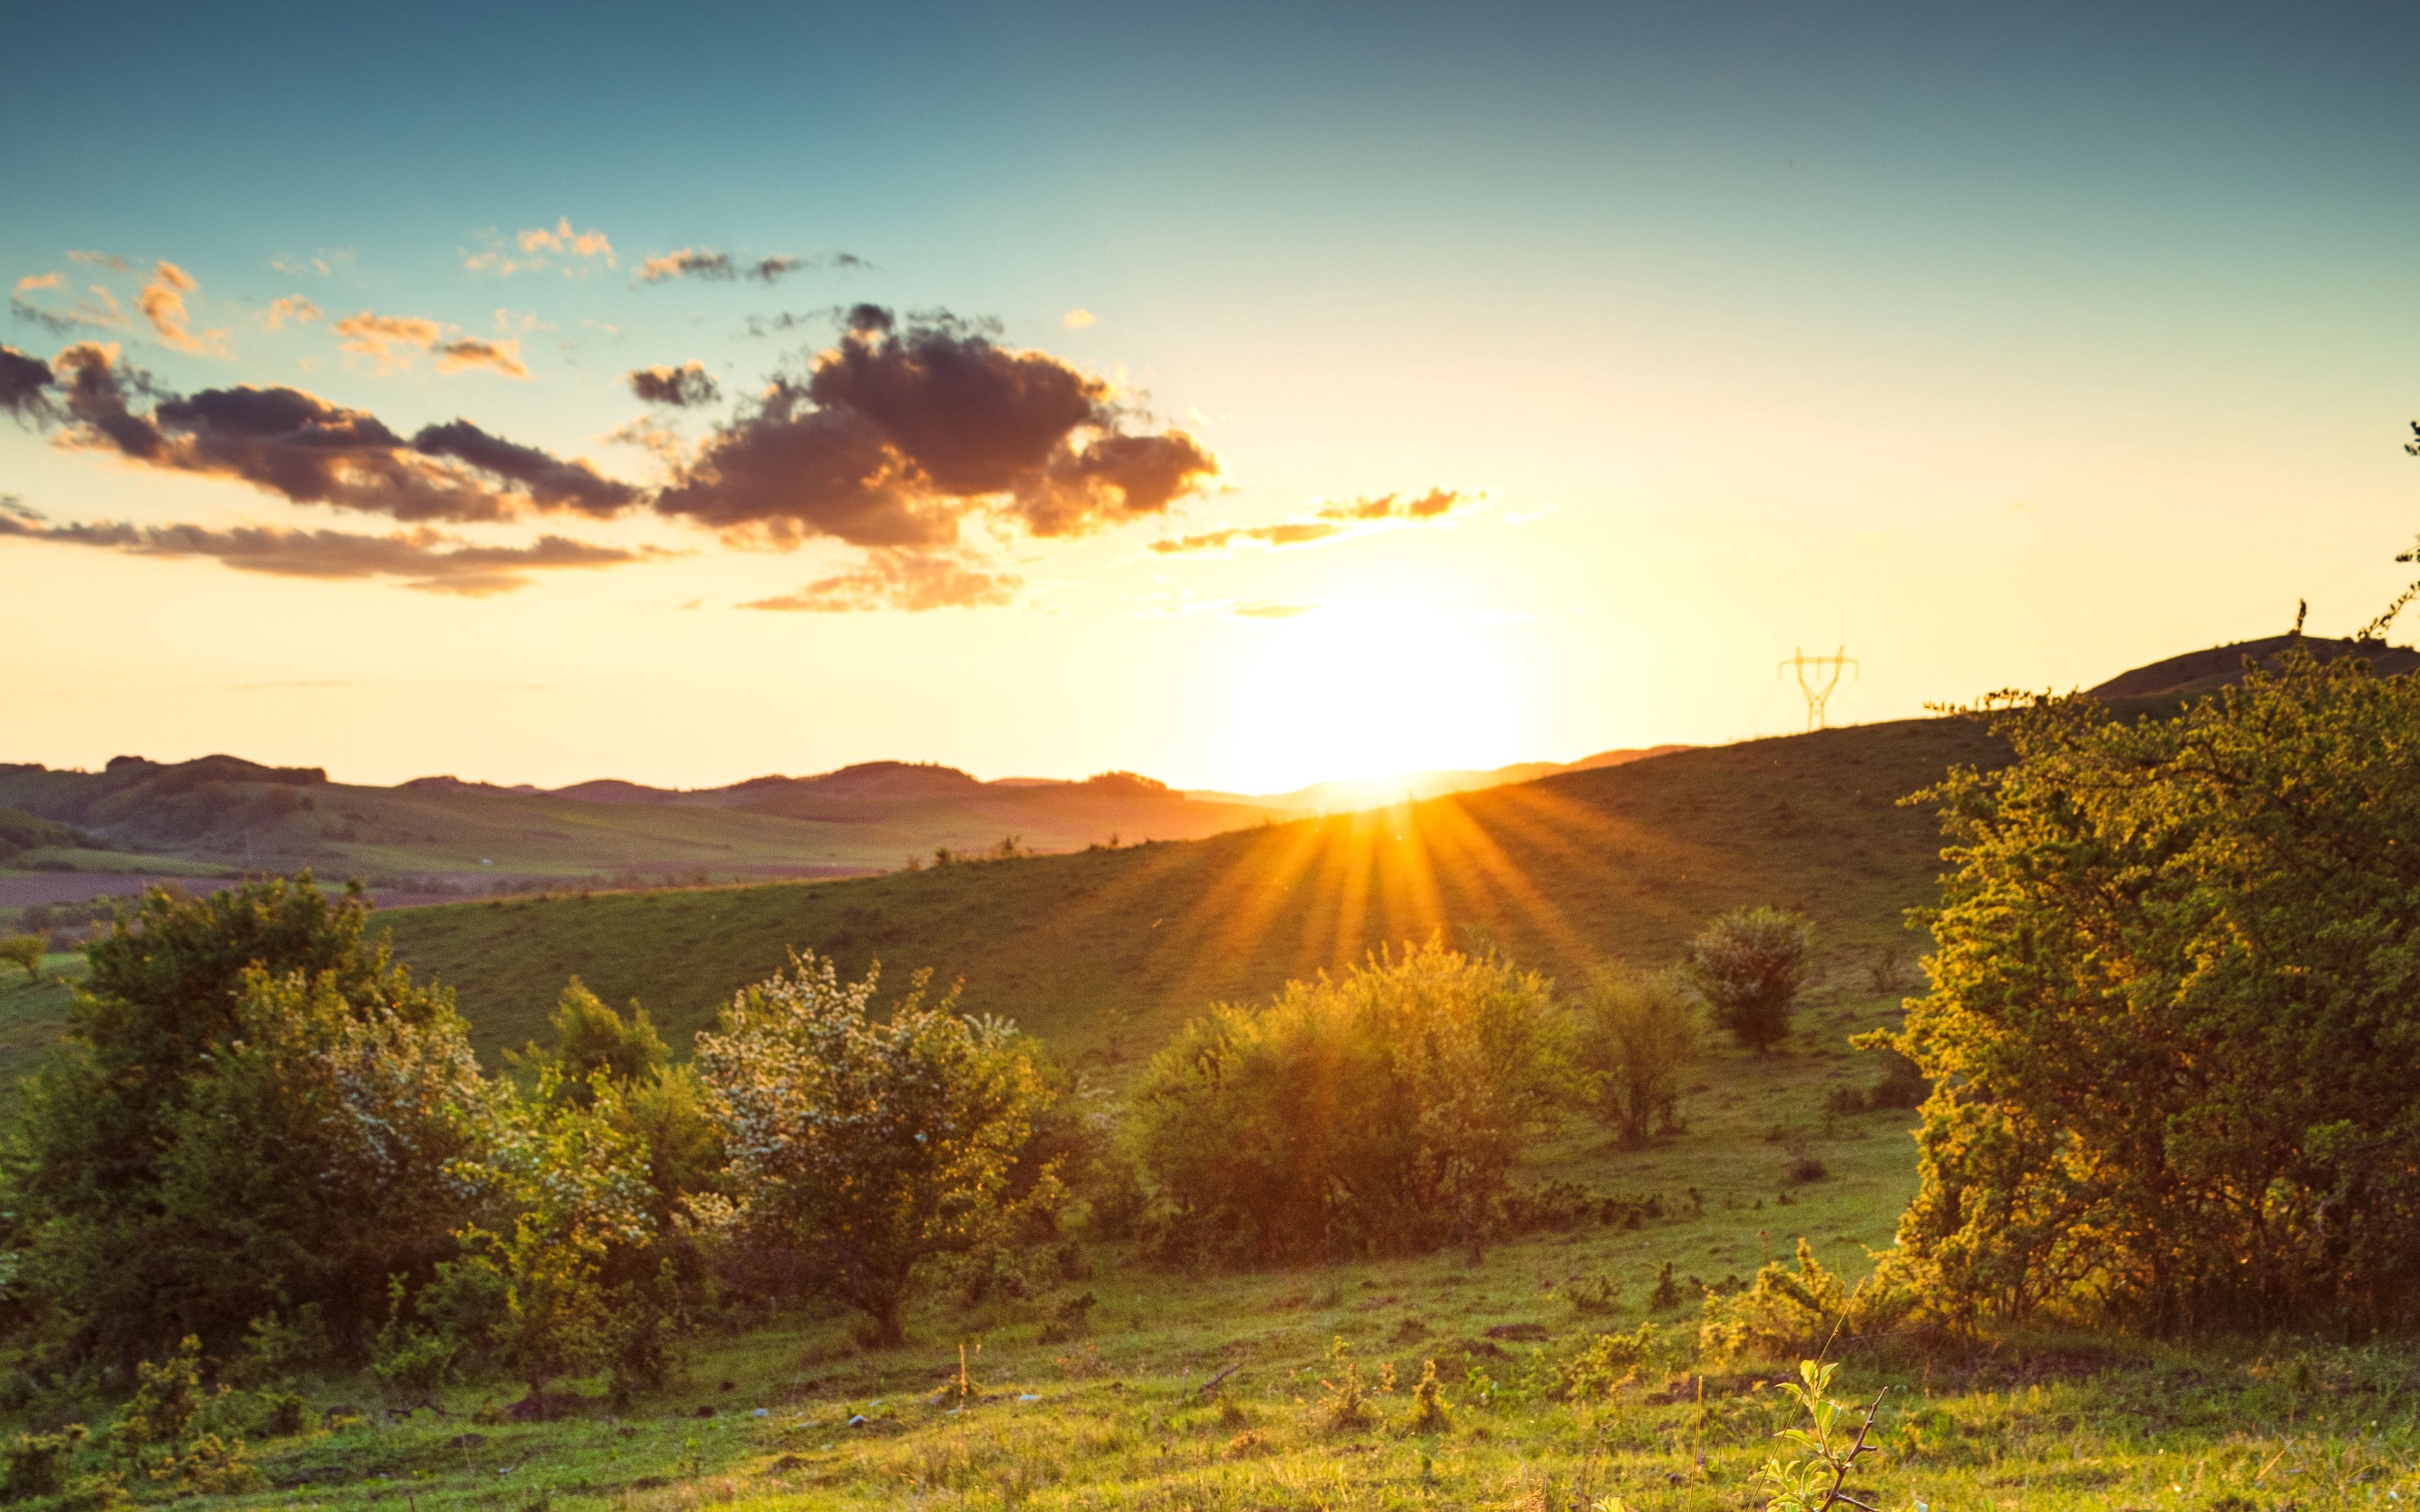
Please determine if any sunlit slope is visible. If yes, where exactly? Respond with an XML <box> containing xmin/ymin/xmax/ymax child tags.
<box><xmin>383</xmin><ymin>714</ymin><xmax>2004</xmax><ymax>1065</ymax></box>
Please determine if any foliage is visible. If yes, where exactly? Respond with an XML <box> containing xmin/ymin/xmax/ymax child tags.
<box><xmin>1404</xmin><ymin>1359</ymin><xmax>1449</xmax><ymax>1434</ymax></box>
<box><xmin>1686</xmin><ymin>906</ymin><xmax>1815</xmax><ymax>1050</ymax></box>
<box><xmin>692</xmin><ymin>951</ymin><xmax>1054</xmax><ymax>1346</ymax></box>
<box><xmin>1891</xmin><ymin>655</ymin><xmax>2420</xmax><ymax>1330</ymax></box>
<box><xmin>1700</xmin><ymin>1239</ymin><xmax>1917</xmax><ymax>1364</ymax></box>
<box><xmin>1317</xmin><ymin>1337</ymin><xmax>1374</xmax><ymax>1433</ymax></box>
<box><xmin>106</xmin><ymin>1337</ymin><xmax>261</xmax><ymax>1496</ymax></box>
<box><xmin>1</xmin><ymin>1424</ymin><xmax>84</xmax><ymax>1501</ymax></box>
<box><xmin>8</xmin><ymin>876</ymin><xmax>489</xmax><ymax>1363</ymax></box>
<box><xmin>1547</xmin><ymin>1320</ymin><xmax>1669</xmax><ymax>1401</ymax></box>
<box><xmin>1753</xmin><ymin>1359</ymin><xmax>1889</xmax><ymax>1512</ymax></box>
<box><xmin>0</xmin><ymin>937</ymin><xmax>41</xmax><ymax>985</ymax></box>
<box><xmin>430</xmin><ymin>1065</ymin><xmax>660</xmax><ymax>1403</ymax></box>
<box><xmin>1131</xmin><ymin>941</ymin><xmax>1568</xmax><ymax>1265</ymax></box>
<box><xmin>507</xmin><ymin>978</ymin><xmax>669</xmax><ymax>1099</ymax></box>
<box><xmin>1572</xmin><ymin>961</ymin><xmax>1699</xmax><ymax>1145</ymax></box>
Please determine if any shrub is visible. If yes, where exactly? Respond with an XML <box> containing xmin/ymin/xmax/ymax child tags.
<box><xmin>1547</xmin><ymin>1321</ymin><xmax>1669</xmax><ymax>1401</ymax></box>
<box><xmin>1132</xmin><ymin>941</ymin><xmax>1566</xmax><ymax>1266</ymax></box>
<box><xmin>9</xmin><ymin>877</ymin><xmax>489</xmax><ymax>1365</ymax></box>
<box><xmin>1685</xmin><ymin>907</ymin><xmax>1814</xmax><ymax>1050</ymax></box>
<box><xmin>1698</xmin><ymin>1240</ymin><xmax>1916</xmax><ymax>1364</ymax></box>
<box><xmin>1318</xmin><ymin>1339</ymin><xmax>1374</xmax><ymax>1433</ymax></box>
<box><xmin>1892</xmin><ymin>655</ymin><xmax>2420</xmax><ymax>1331</ymax></box>
<box><xmin>2</xmin><ymin>1426</ymin><xmax>86</xmax><ymax>1501</ymax></box>
<box><xmin>0</xmin><ymin>935</ymin><xmax>40</xmax><ymax>984</ymax></box>
<box><xmin>1572</xmin><ymin>963</ymin><xmax>1699</xmax><ymax>1145</ymax></box>
<box><xmin>693</xmin><ymin>951</ymin><xmax>1054</xmax><ymax>1347</ymax></box>
<box><xmin>1404</xmin><ymin>1360</ymin><xmax>1449</xmax><ymax>1434</ymax></box>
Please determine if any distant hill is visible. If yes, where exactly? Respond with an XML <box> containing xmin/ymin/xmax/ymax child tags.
<box><xmin>1185</xmin><ymin>746</ymin><xmax>1692</xmax><ymax>813</ymax></box>
<box><xmin>2091</xmin><ymin>634</ymin><xmax>2420</xmax><ymax>700</ymax></box>
<box><xmin>0</xmin><ymin>755</ymin><xmax>1276</xmax><ymax>888</ymax></box>
<box><xmin>381</xmin><ymin>714</ymin><xmax>2003</xmax><ymax>1068</ymax></box>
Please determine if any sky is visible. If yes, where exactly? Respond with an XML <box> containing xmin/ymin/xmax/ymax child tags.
<box><xmin>3</xmin><ymin>0</ymin><xmax>2415</xmax><ymax>794</ymax></box>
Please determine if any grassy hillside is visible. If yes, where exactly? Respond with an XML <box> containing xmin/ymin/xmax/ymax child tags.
<box><xmin>385</xmin><ymin>714</ymin><xmax>2005</xmax><ymax>1066</ymax></box>
<box><xmin>85</xmin><ymin>963</ymin><xmax>2419</xmax><ymax>1512</ymax></box>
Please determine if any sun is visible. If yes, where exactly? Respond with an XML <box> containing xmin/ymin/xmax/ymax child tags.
<box><xmin>1227</xmin><ymin>593</ymin><xmax>1530</xmax><ymax>794</ymax></box>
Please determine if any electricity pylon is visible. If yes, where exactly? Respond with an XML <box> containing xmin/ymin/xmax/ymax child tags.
<box><xmin>1780</xmin><ymin>646</ymin><xmax>1858</xmax><ymax>731</ymax></box>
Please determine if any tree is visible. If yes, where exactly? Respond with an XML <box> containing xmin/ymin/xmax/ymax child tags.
<box><xmin>508</xmin><ymin>978</ymin><xmax>669</xmax><ymax>1098</ymax></box>
<box><xmin>0</xmin><ymin>934</ymin><xmax>40</xmax><ymax>984</ymax></box>
<box><xmin>427</xmin><ymin>1066</ymin><xmax>659</xmax><ymax>1411</ymax></box>
<box><xmin>8</xmin><ymin>876</ymin><xmax>487</xmax><ymax>1362</ymax></box>
<box><xmin>1686</xmin><ymin>906</ymin><xmax>1814</xmax><ymax>1050</ymax></box>
<box><xmin>1131</xmin><ymin>941</ymin><xmax>1567</xmax><ymax>1265</ymax></box>
<box><xmin>1573</xmin><ymin>963</ymin><xmax>1699</xmax><ymax>1145</ymax></box>
<box><xmin>1887</xmin><ymin>652</ymin><xmax>2420</xmax><ymax>1331</ymax></box>
<box><xmin>692</xmin><ymin>952</ymin><xmax>1052</xmax><ymax>1347</ymax></box>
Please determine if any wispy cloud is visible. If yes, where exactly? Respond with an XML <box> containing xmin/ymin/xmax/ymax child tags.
<box><xmin>1148</xmin><ymin>488</ymin><xmax>1478</xmax><ymax>555</ymax></box>
<box><xmin>11</xmin><ymin>273</ymin><xmax>125</xmax><ymax>336</ymax></box>
<box><xmin>741</xmin><ymin>547</ymin><xmax>1020</xmax><ymax>613</ymax></box>
<box><xmin>261</xmin><ymin>295</ymin><xmax>323</xmax><ymax>331</ymax></box>
<box><xmin>465</xmin><ymin>217</ymin><xmax>618</xmax><ymax>277</ymax></box>
<box><xmin>137</xmin><ymin>261</ymin><xmax>229</xmax><ymax>355</ymax></box>
<box><xmin>635</xmin><ymin>248</ymin><xmax>864</xmax><ymax>285</ymax></box>
<box><xmin>333</xmin><ymin>311</ymin><xmax>527</xmax><ymax>377</ymax></box>
<box><xmin>0</xmin><ymin>504</ymin><xmax>651</xmax><ymax>596</ymax></box>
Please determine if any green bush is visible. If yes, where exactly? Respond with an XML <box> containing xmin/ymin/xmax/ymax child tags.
<box><xmin>0</xmin><ymin>935</ymin><xmax>40</xmax><ymax>984</ymax></box>
<box><xmin>2</xmin><ymin>1425</ymin><xmax>86</xmax><ymax>1501</ymax></box>
<box><xmin>1572</xmin><ymin>962</ymin><xmax>1699</xmax><ymax>1145</ymax></box>
<box><xmin>1892</xmin><ymin>653</ymin><xmax>2420</xmax><ymax>1331</ymax></box>
<box><xmin>693</xmin><ymin>951</ymin><xmax>1055</xmax><ymax>1347</ymax></box>
<box><xmin>1130</xmin><ymin>941</ymin><xmax>1567</xmax><ymax>1266</ymax></box>
<box><xmin>1685</xmin><ymin>907</ymin><xmax>1814</xmax><ymax>1050</ymax></box>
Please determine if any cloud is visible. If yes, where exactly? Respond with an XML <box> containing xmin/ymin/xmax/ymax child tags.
<box><xmin>1148</xmin><ymin>488</ymin><xmax>1478</xmax><ymax>555</ymax></box>
<box><xmin>334</xmin><ymin>311</ymin><xmax>446</xmax><ymax>365</ymax></box>
<box><xmin>12</xmin><ymin>276</ymin><xmax>124</xmax><ymax>336</ymax></box>
<box><xmin>635</xmin><ymin>248</ymin><xmax>851</xmax><ymax>285</ymax></box>
<box><xmin>516</xmin><ymin>217</ymin><xmax>615</xmax><ymax>265</ymax></box>
<box><xmin>432</xmin><ymin>338</ymin><xmax>529</xmax><ymax>379</ymax></box>
<box><xmin>740</xmin><ymin>547</ymin><xmax>1021</xmax><ymax>613</ymax></box>
<box><xmin>0</xmin><ymin>345</ymin><xmax>56</xmax><ymax>423</ymax></box>
<box><xmin>652</xmin><ymin>307</ymin><xmax>1214</xmax><ymax>549</ymax></box>
<box><xmin>332</xmin><ymin>312</ymin><xmax>527</xmax><ymax>377</ymax></box>
<box><xmin>409</xmin><ymin>420</ymin><xmax>637</xmax><ymax>516</ymax></box>
<box><xmin>67</xmin><ymin>251</ymin><xmax>129</xmax><ymax>271</ymax></box>
<box><xmin>262</xmin><ymin>296</ymin><xmax>323</xmax><ymax>331</ymax></box>
<box><xmin>1233</xmin><ymin>600</ymin><xmax>1314</xmax><ymax>619</ymax></box>
<box><xmin>26</xmin><ymin>343</ymin><xmax>633</xmax><ymax>524</ymax></box>
<box><xmin>628</xmin><ymin>361</ymin><xmax>720</xmax><ymax>407</ymax></box>
<box><xmin>1063</xmin><ymin>308</ymin><xmax>1096</xmax><ymax>329</ymax></box>
<box><xmin>0</xmin><ymin>504</ymin><xmax>647</xmax><ymax>595</ymax></box>
<box><xmin>138</xmin><ymin>261</ymin><xmax>228</xmax><ymax>355</ymax></box>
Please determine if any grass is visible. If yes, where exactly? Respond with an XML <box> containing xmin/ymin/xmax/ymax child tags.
<box><xmin>0</xmin><ymin>951</ymin><xmax>83</xmax><ymax>1102</ymax></box>
<box><xmin>379</xmin><ymin>714</ymin><xmax>2006</xmax><ymax>1068</ymax></box>
<box><xmin>41</xmin><ymin>970</ymin><xmax>2420</xmax><ymax>1511</ymax></box>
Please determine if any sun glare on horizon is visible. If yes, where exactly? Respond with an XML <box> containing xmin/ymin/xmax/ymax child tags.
<box><xmin>1227</xmin><ymin>593</ymin><xmax>1531</xmax><ymax>795</ymax></box>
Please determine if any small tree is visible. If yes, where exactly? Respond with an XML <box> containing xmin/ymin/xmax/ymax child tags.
<box><xmin>1573</xmin><ymin>963</ymin><xmax>1699</xmax><ymax>1145</ymax></box>
<box><xmin>508</xmin><ymin>978</ymin><xmax>669</xmax><ymax>1098</ymax></box>
<box><xmin>429</xmin><ymin>1066</ymin><xmax>657</xmax><ymax>1411</ymax></box>
<box><xmin>1686</xmin><ymin>907</ymin><xmax>1814</xmax><ymax>1050</ymax></box>
<box><xmin>0</xmin><ymin>934</ymin><xmax>41</xmax><ymax>984</ymax></box>
<box><xmin>692</xmin><ymin>951</ymin><xmax>1052</xmax><ymax>1347</ymax></box>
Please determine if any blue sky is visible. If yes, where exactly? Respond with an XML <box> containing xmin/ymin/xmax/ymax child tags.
<box><xmin>3</xmin><ymin>1</ymin><xmax>2415</xmax><ymax>789</ymax></box>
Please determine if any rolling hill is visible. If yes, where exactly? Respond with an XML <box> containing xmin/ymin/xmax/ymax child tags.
<box><xmin>380</xmin><ymin>712</ymin><xmax>2007</xmax><ymax>1067</ymax></box>
<box><xmin>0</xmin><ymin>755</ymin><xmax>1277</xmax><ymax>890</ymax></box>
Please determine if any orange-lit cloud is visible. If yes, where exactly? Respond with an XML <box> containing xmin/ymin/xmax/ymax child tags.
<box><xmin>333</xmin><ymin>311</ymin><xmax>527</xmax><ymax>377</ymax></box>
<box><xmin>655</xmin><ymin>304</ymin><xmax>1215</xmax><ymax>548</ymax></box>
<box><xmin>1063</xmin><ymin>308</ymin><xmax>1096</xmax><ymax>329</ymax></box>
<box><xmin>11</xmin><ymin>274</ymin><xmax>125</xmax><ymax>335</ymax></box>
<box><xmin>517</xmin><ymin>216</ymin><xmax>615</xmax><ymax>264</ymax></box>
<box><xmin>742</xmin><ymin>546</ymin><xmax>1021</xmax><ymax>612</ymax></box>
<box><xmin>28</xmin><ymin>343</ymin><xmax>630</xmax><ymax>522</ymax></box>
<box><xmin>1149</xmin><ymin>488</ymin><xmax>1477</xmax><ymax>555</ymax></box>
<box><xmin>628</xmin><ymin>361</ymin><xmax>720</xmax><ymax>407</ymax></box>
<box><xmin>0</xmin><ymin>499</ymin><xmax>649</xmax><ymax>596</ymax></box>
<box><xmin>261</xmin><ymin>296</ymin><xmax>323</xmax><ymax>331</ymax></box>
<box><xmin>137</xmin><ymin>261</ymin><xmax>229</xmax><ymax>355</ymax></box>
